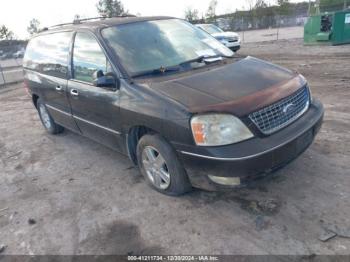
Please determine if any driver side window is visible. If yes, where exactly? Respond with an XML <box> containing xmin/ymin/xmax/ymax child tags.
<box><xmin>73</xmin><ymin>32</ymin><xmax>111</xmax><ymax>83</ymax></box>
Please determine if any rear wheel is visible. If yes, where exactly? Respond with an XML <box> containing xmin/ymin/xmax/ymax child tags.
<box><xmin>37</xmin><ymin>98</ymin><xmax>64</xmax><ymax>135</ymax></box>
<box><xmin>137</xmin><ymin>134</ymin><xmax>192</xmax><ymax>196</ymax></box>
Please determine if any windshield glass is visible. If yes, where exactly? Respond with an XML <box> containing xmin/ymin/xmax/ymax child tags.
<box><xmin>101</xmin><ymin>19</ymin><xmax>233</xmax><ymax>76</ymax></box>
<box><xmin>200</xmin><ymin>24</ymin><xmax>224</xmax><ymax>34</ymax></box>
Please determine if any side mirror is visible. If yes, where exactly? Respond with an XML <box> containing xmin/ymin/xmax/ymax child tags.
<box><xmin>93</xmin><ymin>70</ymin><xmax>120</xmax><ymax>90</ymax></box>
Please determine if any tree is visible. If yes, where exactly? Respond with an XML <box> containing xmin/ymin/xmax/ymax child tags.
<box><xmin>245</xmin><ymin>0</ymin><xmax>257</xmax><ymax>28</ymax></box>
<box><xmin>277</xmin><ymin>0</ymin><xmax>289</xmax><ymax>5</ymax></box>
<box><xmin>320</xmin><ymin>0</ymin><xmax>347</xmax><ymax>11</ymax></box>
<box><xmin>27</xmin><ymin>19</ymin><xmax>41</xmax><ymax>35</ymax></box>
<box><xmin>184</xmin><ymin>7</ymin><xmax>199</xmax><ymax>23</ymax></box>
<box><xmin>73</xmin><ymin>14</ymin><xmax>81</xmax><ymax>23</ymax></box>
<box><xmin>246</xmin><ymin>0</ymin><xmax>256</xmax><ymax>11</ymax></box>
<box><xmin>96</xmin><ymin>0</ymin><xmax>127</xmax><ymax>18</ymax></box>
<box><xmin>276</xmin><ymin>0</ymin><xmax>292</xmax><ymax>15</ymax></box>
<box><xmin>205</xmin><ymin>0</ymin><xmax>218</xmax><ymax>22</ymax></box>
<box><xmin>0</xmin><ymin>25</ymin><xmax>14</xmax><ymax>40</ymax></box>
<box><xmin>244</xmin><ymin>0</ymin><xmax>276</xmax><ymax>29</ymax></box>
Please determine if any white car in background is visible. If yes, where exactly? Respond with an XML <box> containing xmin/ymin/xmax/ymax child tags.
<box><xmin>13</xmin><ymin>49</ymin><xmax>25</xmax><ymax>59</ymax></box>
<box><xmin>195</xmin><ymin>23</ymin><xmax>241</xmax><ymax>52</ymax></box>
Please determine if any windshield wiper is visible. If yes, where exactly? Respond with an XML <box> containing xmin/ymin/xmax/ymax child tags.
<box><xmin>131</xmin><ymin>66</ymin><xmax>181</xmax><ymax>78</ymax></box>
<box><xmin>178</xmin><ymin>55</ymin><xmax>225</xmax><ymax>67</ymax></box>
<box><xmin>131</xmin><ymin>55</ymin><xmax>232</xmax><ymax>78</ymax></box>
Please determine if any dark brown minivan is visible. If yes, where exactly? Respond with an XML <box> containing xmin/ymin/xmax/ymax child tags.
<box><xmin>23</xmin><ymin>16</ymin><xmax>324</xmax><ymax>195</ymax></box>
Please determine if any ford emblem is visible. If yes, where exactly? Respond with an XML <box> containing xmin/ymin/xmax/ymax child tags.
<box><xmin>283</xmin><ymin>103</ymin><xmax>295</xmax><ymax>114</ymax></box>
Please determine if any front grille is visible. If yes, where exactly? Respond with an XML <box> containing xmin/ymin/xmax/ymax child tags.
<box><xmin>228</xmin><ymin>37</ymin><xmax>238</xmax><ymax>42</ymax></box>
<box><xmin>249</xmin><ymin>86</ymin><xmax>310</xmax><ymax>135</ymax></box>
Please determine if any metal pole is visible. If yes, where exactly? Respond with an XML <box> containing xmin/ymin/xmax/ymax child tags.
<box><xmin>308</xmin><ymin>0</ymin><xmax>311</xmax><ymax>16</ymax></box>
<box><xmin>242</xmin><ymin>17</ymin><xmax>245</xmax><ymax>43</ymax></box>
<box><xmin>316</xmin><ymin>0</ymin><xmax>320</xmax><ymax>15</ymax></box>
<box><xmin>0</xmin><ymin>64</ymin><xmax>6</xmax><ymax>88</ymax></box>
<box><xmin>276</xmin><ymin>18</ymin><xmax>279</xmax><ymax>41</ymax></box>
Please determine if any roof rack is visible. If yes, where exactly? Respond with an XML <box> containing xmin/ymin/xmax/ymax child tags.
<box><xmin>46</xmin><ymin>14</ymin><xmax>137</xmax><ymax>30</ymax></box>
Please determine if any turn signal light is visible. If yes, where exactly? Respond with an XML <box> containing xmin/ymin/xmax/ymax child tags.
<box><xmin>191</xmin><ymin>122</ymin><xmax>205</xmax><ymax>144</ymax></box>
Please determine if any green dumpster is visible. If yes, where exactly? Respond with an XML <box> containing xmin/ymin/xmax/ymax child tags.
<box><xmin>304</xmin><ymin>9</ymin><xmax>350</xmax><ymax>46</ymax></box>
<box><xmin>332</xmin><ymin>10</ymin><xmax>350</xmax><ymax>45</ymax></box>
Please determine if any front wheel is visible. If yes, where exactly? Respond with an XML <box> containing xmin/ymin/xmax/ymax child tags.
<box><xmin>230</xmin><ymin>46</ymin><xmax>241</xmax><ymax>52</ymax></box>
<box><xmin>37</xmin><ymin>98</ymin><xmax>64</xmax><ymax>135</ymax></box>
<box><xmin>136</xmin><ymin>134</ymin><xmax>192</xmax><ymax>196</ymax></box>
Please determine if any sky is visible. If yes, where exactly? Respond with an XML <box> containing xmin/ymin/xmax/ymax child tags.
<box><xmin>0</xmin><ymin>0</ymin><xmax>305</xmax><ymax>39</ymax></box>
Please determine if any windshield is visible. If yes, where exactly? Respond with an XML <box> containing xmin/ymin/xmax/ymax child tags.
<box><xmin>200</xmin><ymin>24</ymin><xmax>224</xmax><ymax>34</ymax></box>
<box><xmin>101</xmin><ymin>19</ymin><xmax>233</xmax><ymax>76</ymax></box>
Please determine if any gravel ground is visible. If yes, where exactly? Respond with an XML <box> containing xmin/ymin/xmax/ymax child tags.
<box><xmin>0</xmin><ymin>39</ymin><xmax>350</xmax><ymax>256</ymax></box>
<box><xmin>238</xmin><ymin>26</ymin><xmax>303</xmax><ymax>43</ymax></box>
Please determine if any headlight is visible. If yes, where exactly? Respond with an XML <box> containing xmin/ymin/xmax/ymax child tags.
<box><xmin>191</xmin><ymin>114</ymin><xmax>253</xmax><ymax>146</ymax></box>
<box><xmin>216</xmin><ymin>37</ymin><xmax>227</xmax><ymax>43</ymax></box>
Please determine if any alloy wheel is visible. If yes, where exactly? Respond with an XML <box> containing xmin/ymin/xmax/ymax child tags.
<box><xmin>141</xmin><ymin>146</ymin><xmax>171</xmax><ymax>190</ymax></box>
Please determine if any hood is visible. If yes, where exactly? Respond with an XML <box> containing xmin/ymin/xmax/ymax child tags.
<box><xmin>212</xmin><ymin>31</ymin><xmax>239</xmax><ymax>38</ymax></box>
<box><xmin>150</xmin><ymin>56</ymin><xmax>306</xmax><ymax>117</ymax></box>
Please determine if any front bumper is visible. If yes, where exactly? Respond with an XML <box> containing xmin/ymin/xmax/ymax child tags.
<box><xmin>221</xmin><ymin>40</ymin><xmax>241</xmax><ymax>48</ymax></box>
<box><xmin>175</xmin><ymin>99</ymin><xmax>324</xmax><ymax>191</ymax></box>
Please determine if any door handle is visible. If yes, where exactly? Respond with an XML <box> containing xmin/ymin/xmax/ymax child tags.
<box><xmin>70</xmin><ymin>89</ymin><xmax>79</xmax><ymax>96</ymax></box>
<box><xmin>55</xmin><ymin>85</ymin><xmax>63</xmax><ymax>91</ymax></box>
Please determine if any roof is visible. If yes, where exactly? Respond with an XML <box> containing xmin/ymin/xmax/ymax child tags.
<box><xmin>39</xmin><ymin>16</ymin><xmax>175</xmax><ymax>35</ymax></box>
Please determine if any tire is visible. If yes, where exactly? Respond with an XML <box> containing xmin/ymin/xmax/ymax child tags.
<box><xmin>230</xmin><ymin>46</ymin><xmax>240</xmax><ymax>52</ymax></box>
<box><xmin>136</xmin><ymin>134</ymin><xmax>192</xmax><ymax>196</ymax></box>
<box><xmin>37</xmin><ymin>98</ymin><xmax>64</xmax><ymax>135</ymax></box>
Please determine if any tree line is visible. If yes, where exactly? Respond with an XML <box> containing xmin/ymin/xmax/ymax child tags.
<box><xmin>0</xmin><ymin>0</ymin><xmax>127</xmax><ymax>40</ymax></box>
<box><xmin>184</xmin><ymin>0</ymin><xmax>349</xmax><ymax>23</ymax></box>
<box><xmin>0</xmin><ymin>0</ymin><xmax>348</xmax><ymax>40</ymax></box>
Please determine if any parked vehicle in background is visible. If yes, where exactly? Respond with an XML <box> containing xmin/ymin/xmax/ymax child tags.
<box><xmin>13</xmin><ymin>49</ymin><xmax>25</xmax><ymax>59</ymax></box>
<box><xmin>0</xmin><ymin>52</ymin><xmax>13</xmax><ymax>60</ymax></box>
<box><xmin>23</xmin><ymin>16</ymin><xmax>323</xmax><ymax>196</ymax></box>
<box><xmin>196</xmin><ymin>23</ymin><xmax>241</xmax><ymax>52</ymax></box>
<box><xmin>216</xmin><ymin>18</ymin><xmax>231</xmax><ymax>31</ymax></box>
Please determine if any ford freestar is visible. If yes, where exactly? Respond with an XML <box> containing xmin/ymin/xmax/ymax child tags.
<box><xmin>23</xmin><ymin>16</ymin><xmax>324</xmax><ymax>195</ymax></box>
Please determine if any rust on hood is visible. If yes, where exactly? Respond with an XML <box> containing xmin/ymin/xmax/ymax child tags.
<box><xmin>149</xmin><ymin>56</ymin><xmax>306</xmax><ymax>117</ymax></box>
<box><xmin>190</xmin><ymin>74</ymin><xmax>307</xmax><ymax>117</ymax></box>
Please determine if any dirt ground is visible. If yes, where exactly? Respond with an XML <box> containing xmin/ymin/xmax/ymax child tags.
<box><xmin>0</xmin><ymin>39</ymin><xmax>350</xmax><ymax>256</ymax></box>
<box><xmin>238</xmin><ymin>26</ymin><xmax>303</xmax><ymax>43</ymax></box>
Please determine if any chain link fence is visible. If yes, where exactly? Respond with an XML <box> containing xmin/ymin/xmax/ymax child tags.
<box><xmin>0</xmin><ymin>58</ymin><xmax>24</xmax><ymax>88</ymax></box>
<box><xmin>208</xmin><ymin>2</ymin><xmax>349</xmax><ymax>43</ymax></box>
<box><xmin>0</xmin><ymin>40</ymin><xmax>26</xmax><ymax>87</ymax></box>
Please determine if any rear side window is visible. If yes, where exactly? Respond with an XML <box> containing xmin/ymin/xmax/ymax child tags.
<box><xmin>73</xmin><ymin>32</ymin><xmax>110</xmax><ymax>84</ymax></box>
<box><xmin>23</xmin><ymin>32</ymin><xmax>72</xmax><ymax>79</ymax></box>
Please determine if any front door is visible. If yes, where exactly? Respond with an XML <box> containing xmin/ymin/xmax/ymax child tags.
<box><xmin>67</xmin><ymin>32</ymin><xmax>123</xmax><ymax>150</ymax></box>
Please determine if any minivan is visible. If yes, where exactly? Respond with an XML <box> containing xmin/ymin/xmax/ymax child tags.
<box><xmin>23</xmin><ymin>16</ymin><xmax>324</xmax><ymax>196</ymax></box>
